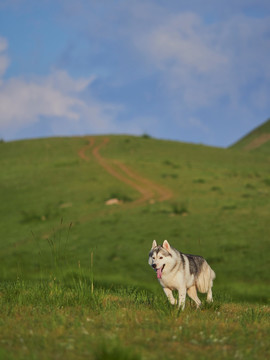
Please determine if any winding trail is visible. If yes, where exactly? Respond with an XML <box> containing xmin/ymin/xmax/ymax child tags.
<box><xmin>13</xmin><ymin>136</ymin><xmax>173</xmax><ymax>245</ymax></box>
<box><xmin>78</xmin><ymin>137</ymin><xmax>95</xmax><ymax>160</ymax></box>
<box><xmin>78</xmin><ymin>137</ymin><xmax>173</xmax><ymax>206</ymax></box>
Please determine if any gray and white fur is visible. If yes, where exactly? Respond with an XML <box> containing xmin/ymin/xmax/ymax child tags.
<box><xmin>148</xmin><ymin>240</ymin><xmax>216</xmax><ymax>309</ymax></box>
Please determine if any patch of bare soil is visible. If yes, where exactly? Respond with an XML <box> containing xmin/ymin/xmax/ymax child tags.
<box><xmin>244</xmin><ymin>134</ymin><xmax>270</xmax><ymax>150</ymax></box>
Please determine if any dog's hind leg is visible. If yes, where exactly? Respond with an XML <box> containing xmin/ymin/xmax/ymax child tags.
<box><xmin>207</xmin><ymin>287</ymin><xmax>213</xmax><ymax>303</ymax></box>
<box><xmin>187</xmin><ymin>286</ymin><xmax>202</xmax><ymax>308</ymax></box>
<box><xmin>207</xmin><ymin>267</ymin><xmax>215</xmax><ymax>303</ymax></box>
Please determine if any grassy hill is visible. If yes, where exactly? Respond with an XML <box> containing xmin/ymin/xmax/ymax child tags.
<box><xmin>0</xmin><ymin>133</ymin><xmax>269</xmax><ymax>359</ymax></box>
<box><xmin>230</xmin><ymin>118</ymin><xmax>270</xmax><ymax>153</ymax></box>
<box><xmin>0</xmin><ymin>134</ymin><xmax>269</xmax><ymax>298</ymax></box>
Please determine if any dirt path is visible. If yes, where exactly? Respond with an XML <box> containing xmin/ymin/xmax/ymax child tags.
<box><xmin>13</xmin><ymin>137</ymin><xmax>173</xmax><ymax>245</ymax></box>
<box><xmin>78</xmin><ymin>137</ymin><xmax>173</xmax><ymax>205</ymax></box>
<box><xmin>244</xmin><ymin>134</ymin><xmax>270</xmax><ymax>150</ymax></box>
<box><xmin>78</xmin><ymin>138</ymin><xmax>95</xmax><ymax>161</ymax></box>
<box><xmin>114</xmin><ymin>160</ymin><xmax>172</xmax><ymax>203</ymax></box>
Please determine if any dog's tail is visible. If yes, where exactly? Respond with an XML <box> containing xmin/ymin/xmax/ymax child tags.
<box><xmin>195</xmin><ymin>261</ymin><xmax>216</xmax><ymax>293</ymax></box>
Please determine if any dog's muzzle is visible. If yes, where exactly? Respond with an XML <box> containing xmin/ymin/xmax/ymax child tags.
<box><xmin>153</xmin><ymin>264</ymin><xmax>165</xmax><ymax>279</ymax></box>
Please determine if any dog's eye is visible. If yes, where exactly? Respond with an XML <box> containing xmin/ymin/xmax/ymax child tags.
<box><xmin>159</xmin><ymin>256</ymin><xmax>163</xmax><ymax>259</ymax></box>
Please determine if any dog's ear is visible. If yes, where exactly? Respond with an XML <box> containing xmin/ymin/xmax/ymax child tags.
<box><xmin>162</xmin><ymin>240</ymin><xmax>171</xmax><ymax>251</ymax></box>
<box><xmin>151</xmin><ymin>240</ymin><xmax>157</xmax><ymax>249</ymax></box>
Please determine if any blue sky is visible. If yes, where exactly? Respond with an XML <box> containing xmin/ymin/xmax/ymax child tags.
<box><xmin>0</xmin><ymin>0</ymin><xmax>270</xmax><ymax>147</ymax></box>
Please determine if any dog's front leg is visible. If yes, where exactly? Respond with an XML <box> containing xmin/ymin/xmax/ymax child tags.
<box><xmin>178</xmin><ymin>288</ymin><xmax>187</xmax><ymax>310</ymax></box>
<box><xmin>163</xmin><ymin>287</ymin><xmax>177</xmax><ymax>305</ymax></box>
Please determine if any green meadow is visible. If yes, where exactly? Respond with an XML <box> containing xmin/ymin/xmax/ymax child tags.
<box><xmin>0</xmin><ymin>121</ymin><xmax>269</xmax><ymax>359</ymax></box>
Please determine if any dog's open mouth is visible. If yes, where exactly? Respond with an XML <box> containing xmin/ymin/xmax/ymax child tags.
<box><xmin>156</xmin><ymin>264</ymin><xmax>165</xmax><ymax>279</ymax></box>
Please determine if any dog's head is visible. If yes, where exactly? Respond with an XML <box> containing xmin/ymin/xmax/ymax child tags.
<box><xmin>148</xmin><ymin>240</ymin><xmax>172</xmax><ymax>279</ymax></box>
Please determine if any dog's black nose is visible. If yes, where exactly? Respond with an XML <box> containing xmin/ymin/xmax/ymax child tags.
<box><xmin>152</xmin><ymin>264</ymin><xmax>156</xmax><ymax>269</ymax></box>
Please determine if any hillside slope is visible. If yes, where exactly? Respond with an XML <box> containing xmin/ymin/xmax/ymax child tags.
<box><xmin>230</xmin><ymin>118</ymin><xmax>270</xmax><ymax>153</ymax></box>
<box><xmin>0</xmin><ymin>135</ymin><xmax>269</xmax><ymax>303</ymax></box>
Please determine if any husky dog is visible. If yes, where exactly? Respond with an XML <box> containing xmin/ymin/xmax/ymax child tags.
<box><xmin>148</xmin><ymin>240</ymin><xmax>216</xmax><ymax>309</ymax></box>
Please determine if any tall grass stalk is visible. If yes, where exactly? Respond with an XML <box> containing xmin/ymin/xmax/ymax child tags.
<box><xmin>90</xmin><ymin>251</ymin><xmax>94</xmax><ymax>295</ymax></box>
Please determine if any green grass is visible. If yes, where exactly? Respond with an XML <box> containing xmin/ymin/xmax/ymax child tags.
<box><xmin>230</xmin><ymin>118</ymin><xmax>270</xmax><ymax>152</ymax></box>
<box><xmin>0</xmin><ymin>279</ymin><xmax>269</xmax><ymax>360</ymax></box>
<box><xmin>0</xmin><ymin>134</ymin><xmax>269</xmax><ymax>359</ymax></box>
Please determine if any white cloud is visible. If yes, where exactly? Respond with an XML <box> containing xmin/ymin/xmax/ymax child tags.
<box><xmin>0</xmin><ymin>72</ymin><xmax>90</xmax><ymax>127</ymax></box>
<box><xmin>0</xmin><ymin>71</ymin><xmax>126</xmax><ymax>139</ymax></box>
<box><xmin>133</xmin><ymin>10</ymin><xmax>270</xmax><ymax>110</ymax></box>
<box><xmin>0</xmin><ymin>38</ymin><xmax>126</xmax><ymax>139</ymax></box>
<box><xmin>139</xmin><ymin>13</ymin><xmax>227</xmax><ymax>74</ymax></box>
<box><xmin>132</xmin><ymin>11</ymin><xmax>231</xmax><ymax>108</ymax></box>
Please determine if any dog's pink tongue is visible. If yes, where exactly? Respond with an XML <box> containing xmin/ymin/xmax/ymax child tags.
<box><xmin>157</xmin><ymin>268</ymin><xmax>162</xmax><ymax>279</ymax></box>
